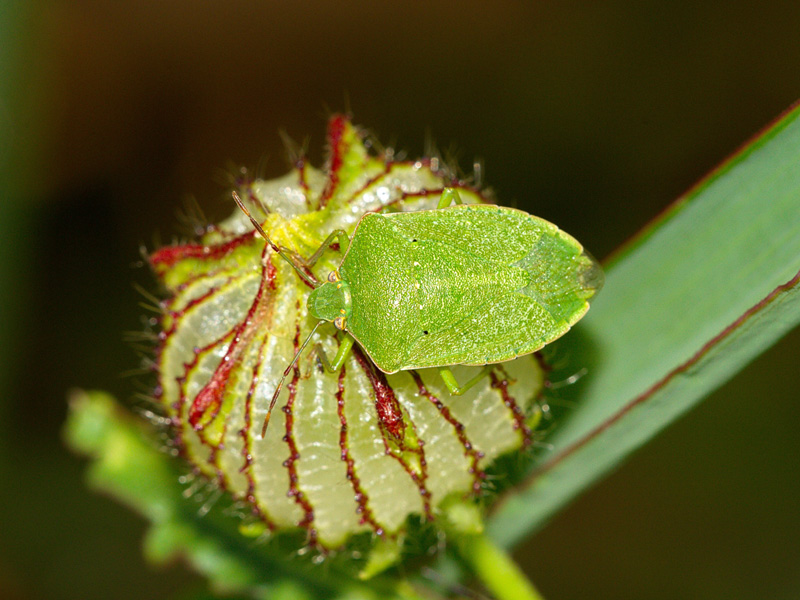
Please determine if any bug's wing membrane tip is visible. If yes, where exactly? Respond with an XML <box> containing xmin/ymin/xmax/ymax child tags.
<box><xmin>578</xmin><ymin>249</ymin><xmax>605</xmax><ymax>302</ymax></box>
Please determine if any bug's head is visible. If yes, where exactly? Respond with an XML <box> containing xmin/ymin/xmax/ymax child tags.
<box><xmin>307</xmin><ymin>275</ymin><xmax>352</xmax><ymax>329</ymax></box>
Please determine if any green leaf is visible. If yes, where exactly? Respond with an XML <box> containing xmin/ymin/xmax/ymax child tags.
<box><xmin>487</xmin><ymin>102</ymin><xmax>800</xmax><ymax>547</ymax></box>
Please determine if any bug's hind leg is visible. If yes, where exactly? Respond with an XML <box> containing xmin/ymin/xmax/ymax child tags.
<box><xmin>438</xmin><ymin>365</ymin><xmax>493</xmax><ymax>396</ymax></box>
<box><xmin>313</xmin><ymin>334</ymin><xmax>354</xmax><ymax>373</ymax></box>
<box><xmin>436</xmin><ymin>187</ymin><xmax>464</xmax><ymax>209</ymax></box>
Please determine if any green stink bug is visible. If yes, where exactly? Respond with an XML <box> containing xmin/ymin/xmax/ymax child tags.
<box><xmin>234</xmin><ymin>187</ymin><xmax>603</xmax><ymax>436</ymax></box>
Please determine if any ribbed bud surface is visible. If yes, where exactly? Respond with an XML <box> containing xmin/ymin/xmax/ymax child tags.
<box><xmin>149</xmin><ymin>116</ymin><xmax>544</xmax><ymax>549</ymax></box>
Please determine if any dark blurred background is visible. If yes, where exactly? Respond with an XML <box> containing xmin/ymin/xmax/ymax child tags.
<box><xmin>2</xmin><ymin>2</ymin><xmax>799</xmax><ymax>599</ymax></box>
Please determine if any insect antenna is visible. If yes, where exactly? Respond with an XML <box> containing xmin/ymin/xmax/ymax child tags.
<box><xmin>261</xmin><ymin>320</ymin><xmax>325</xmax><ymax>438</ymax></box>
<box><xmin>232</xmin><ymin>191</ymin><xmax>319</xmax><ymax>287</ymax></box>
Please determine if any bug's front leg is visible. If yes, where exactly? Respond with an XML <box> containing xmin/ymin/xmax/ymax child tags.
<box><xmin>438</xmin><ymin>365</ymin><xmax>493</xmax><ymax>396</ymax></box>
<box><xmin>313</xmin><ymin>334</ymin><xmax>355</xmax><ymax>374</ymax></box>
<box><xmin>305</xmin><ymin>229</ymin><xmax>351</xmax><ymax>268</ymax></box>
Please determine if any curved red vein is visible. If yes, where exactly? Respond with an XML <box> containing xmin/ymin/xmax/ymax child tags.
<box><xmin>165</xmin><ymin>275</ymin><xmax>238</xmax><ymax>323</ymax></box>
<box><xmin>152</xmin><ymin>280</ymin><xmax>228</xmax><ymax>412</ymax></box>
<box><xmin>352</xmin><ymin>347</ymin><xmax>405</xmax><ymax>441</ymax></box>
<box><xmin>160</xmin><ymin>276</ymin><xmax>249</xmax><ymax>412</ymax></box>
<box><xmin>282</xmin><ymin>314</ymin><xmax>318</xmax><ymax>545</ymax></box>
<box><xmin>295</xmin><ymin>158</ymin><xmax>311</xmax><ymax>195</ymax></box>
<box><xmin>173</xmin><ymin>328</ymin><xmax>235</xmax><ymax>447</ymax></box>
<box><xmin>352</xmin><ymin>348</ymin><xmax>433</xmax><ymax>520</ymax></box>
<box><xmin>154</xmin><ymin>276</ymin><xmax>238</xmax><ymax>391</ymax></box>
<box><xmin>341</xmin><ymin>164</ymin><xmax>489</xmax><ymax>211</ymax></box>
<box><xmin>336</xmin><ymin>365</ymin><xmax>384</xmax><ymax>535</ymax></box>
<box><xmin>150</xmin><ymin>231</ymin><xmax>256</xmax><ymax>270</ymax></box>
<box><xmin>239</xmin><ymin>333</ymin><xmax>277</xmax><ymax>531</ymax></box>
<box><xmin>341</xmin><ymin>164</ymin><xmax>393</xmax><ymax>206</ymax></box>
<box><xmin>490</xmin><ymin>368</ymin><xmax>532</xmax><ymax>449</ymax></box>
<box><xmin>172</xmin><ymin>266</ymin><xmax>244</xmax><ymax>293</ymax></box>
<box><xmin>186</xmin><ymin>251</ymin><xmax>277</xmax><ymax>436</ymax></box>
<box><xmin>318</xmin><ymin>114</ymin><xmax>348</xmax><ymax>209</ymax></box>
<box><xmin>410</xmin><ymin>371</ymin><xmax>486</xmax><ymax>494</ymax></box>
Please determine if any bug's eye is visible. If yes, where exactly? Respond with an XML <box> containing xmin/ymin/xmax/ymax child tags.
<box><xmin>333</xmin><ymin>316</ymin><xmax>347</xmax><ymax>330</ymax></box>
<box><xmin>328</xmin><ymin>271</ymin><xmax>340</xmax><ymax>282</ymax></box>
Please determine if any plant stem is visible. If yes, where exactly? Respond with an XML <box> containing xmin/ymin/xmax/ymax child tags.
<box><xmin>454</xmin><ymin>531</ymin><xmax>546</xmax><ymax>600</ymax></box>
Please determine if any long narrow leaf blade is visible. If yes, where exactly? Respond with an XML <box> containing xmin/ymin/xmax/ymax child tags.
<box><xmin>489</xmin><ymin>102</ymin><xmax>800</xmax><ymax>548</ymax></box>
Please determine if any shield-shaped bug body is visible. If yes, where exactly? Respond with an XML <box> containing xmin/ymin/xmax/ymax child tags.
<box><xmin>237</xmin><ymin>187</ymin><xmax>603</xmax><ymax>434</ymax></box>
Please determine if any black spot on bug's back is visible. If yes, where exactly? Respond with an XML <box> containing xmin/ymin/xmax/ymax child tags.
<box><xmin>423</xmin><ymin>330</ymin><xmax>429</xmax><ymax>335</ymax></box>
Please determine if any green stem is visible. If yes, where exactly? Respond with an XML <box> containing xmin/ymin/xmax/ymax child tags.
<box><xmin>455</xmin><ymin>532</ymin><xmax>546</xmax><ymax>600</ymax></box>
